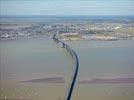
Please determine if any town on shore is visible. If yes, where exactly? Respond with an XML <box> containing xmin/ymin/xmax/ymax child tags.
<box><xmin>1</xmin><ymin>16</ymin><xmax>134</xmax><ymax>41</ymax></box>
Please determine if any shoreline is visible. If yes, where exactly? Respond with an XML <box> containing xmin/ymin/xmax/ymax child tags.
<box><xmin>1</xmin><ymin>36</ymin><xmax>134</xmax><ymax>42</ymax></box>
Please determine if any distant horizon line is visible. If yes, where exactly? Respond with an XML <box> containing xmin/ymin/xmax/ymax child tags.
<box><xmin>1</xmin><ymin>15</ymin><xmax>134</xmax><ymax>17</ymax></box>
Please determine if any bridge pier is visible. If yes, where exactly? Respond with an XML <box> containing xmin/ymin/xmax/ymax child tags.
<box><xmin>62</xmin><ymin>43</ymin><xmax>65</xmax><ymax>48</ymax></box>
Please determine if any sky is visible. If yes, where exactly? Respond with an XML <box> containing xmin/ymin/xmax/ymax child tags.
<box><xmin>1</xmin><ymin>0</ymin><xmax>134</xmax><ymax>16</ymax></box>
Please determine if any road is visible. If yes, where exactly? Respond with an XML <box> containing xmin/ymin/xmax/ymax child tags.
<box><xmin>52</xmin><ymin>33</ymin><xmax>79</xmax><ymax>100</ymax></box>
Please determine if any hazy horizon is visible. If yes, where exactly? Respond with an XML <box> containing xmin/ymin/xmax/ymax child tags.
<box><xmin>1</xmin><ymin>0</ymin><xmax>134</xmax><ymax>16</ymax></box>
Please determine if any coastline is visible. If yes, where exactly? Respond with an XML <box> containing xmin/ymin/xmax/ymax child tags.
<box><xmin>1</xmin><ymin>35</ymin><xmax>134</xmax><ymax>42</ymax></box>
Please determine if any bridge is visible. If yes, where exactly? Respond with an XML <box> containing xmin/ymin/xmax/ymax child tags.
<box><xmin>52</xmin><ymin>33</ymin><xmax>79</xmax><ymax>100</ymax></box>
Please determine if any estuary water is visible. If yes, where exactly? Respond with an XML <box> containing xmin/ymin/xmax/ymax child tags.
<box><xmin>0</xmin><ymin>39</ymin><xmax>134</xmax><ymax>100</ymax></box>
<box><xmin>0</xmin><ymin>39</ymin><xmax>73</xmax><ymax>100</ymax></box>
<box><xmin>68</xmin><ymin>39</ymin><xmax>134</xmax><ymax>100</ymax></box>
